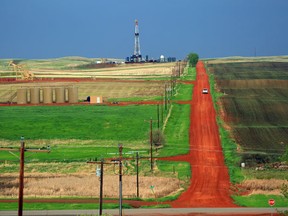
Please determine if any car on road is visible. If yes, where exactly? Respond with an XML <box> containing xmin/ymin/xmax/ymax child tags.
<box><xmin>202</xmin><ymin>88</ymin><xmax>209</xmax><ymax>94</ymax></box>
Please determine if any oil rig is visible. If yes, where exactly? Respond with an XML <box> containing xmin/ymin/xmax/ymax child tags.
<box><xmin>126</xmin><ymin>20</ymin><xmax>177</xmax><ymax>63</ymax></box>
<box><xmin>128</xmin><ymin>20</ymin><xmax>142</xmax><ymax>63</ymax></box>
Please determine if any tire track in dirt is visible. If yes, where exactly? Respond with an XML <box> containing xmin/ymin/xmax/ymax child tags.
<box><xmin>161</xmin><ymin>61</ymin><xmax>237</xmax><ymax>207</ymax></box>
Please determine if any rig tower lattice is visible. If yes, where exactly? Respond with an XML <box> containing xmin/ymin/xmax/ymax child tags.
<box><xmin>132</xmin><ymin>19</ymin><xmax>142</xmax><ymax>62</ymax></box>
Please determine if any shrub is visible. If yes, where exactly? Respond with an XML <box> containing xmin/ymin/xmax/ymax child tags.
<box><xmin>152</xmin><ymin>129</ymin><xmax>166</xmax><ymax>147</ymax></box>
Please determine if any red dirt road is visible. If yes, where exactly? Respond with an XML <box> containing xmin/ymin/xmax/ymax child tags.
<box><xmin>162</xmin><ymin>61</ymin><xmax>236</xmax><ymax>208</ymax></box>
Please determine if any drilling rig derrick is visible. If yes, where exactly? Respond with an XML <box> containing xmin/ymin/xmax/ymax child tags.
<box><xmin>131</xmin><ymin>19</ymin><xmax>142</xmax><ymax>62</ymax></box>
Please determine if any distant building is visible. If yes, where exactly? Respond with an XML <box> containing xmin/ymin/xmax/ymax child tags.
<box><xmin>167</xmin><ymin>57</ymin><xmax>177</xmax><ymax>62</ymax></box>
<box><xmin>160</xmin><ymin>55</ymin><xmax>165</xmax><ymax>62</ymax></box>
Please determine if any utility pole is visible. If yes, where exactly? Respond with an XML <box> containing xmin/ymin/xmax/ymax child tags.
<box><xmin>136</xmin><ymin>152</ymin><xmax>139</xmax><ymax>198</ymax></box>
<box><xmin>161</xmin><ymin>96</ymin><xmax>164</xmax><ymax>124</ymax></box>
<box><xmin>157</xmin><ymin>104</ymin><xmax>160</xmax><ymax>129</ymax></box>
<box><xmin>118</xmin><ymin>144</ymin><xmax>123</xmax><ymax>216</ymax></box>
<box><xmin>88</xmin><ymin>158</ymin><xmax>116</xmax><ymax>216</ymax></box>
<box><xmin>144</xmin><ymin>118</ymin><xmax>155</xmax><ymax>172</ymax></box>
<box><xmin>99</xmin><ymin>159</ymin><xmax>103</xmax><ymax>215</ymax></box>
<box><xmin>164</xmin><ymin>84</ymin><xmax>167</xmax><ymax>110</ymax></box>
<box><xmin>150</xmin><ymin>118</ymin><xmax>153</xmax><ymax>172</ymax></box>
<box><xmin>0</xmin><ymin>137</ymin><xmax>50</xmax><ymax>216</ymax></box>
<box><xmin>18</xmin><ymin>137</ymin><xmax>25</xmax><ymax>216</ymax></box>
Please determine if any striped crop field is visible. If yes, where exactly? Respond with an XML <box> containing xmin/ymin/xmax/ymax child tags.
<box><xmin>207</xmin><ymin>59</ymin><xmax>288</xmax><ymax>157</ymax></box>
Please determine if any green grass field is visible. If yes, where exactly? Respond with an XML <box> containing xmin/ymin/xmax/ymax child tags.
<box><xmin>233</xmin><ymin>194</ymin><xmax>288</xmax><ymax>207</ymax></box>
<box><xmin>0</xmin><ymin>105</ymin><xmax>157</xmax><ymax>141</ymax></box>
<box><xmin>0</xmin><ymin>105</ymin><xmax>159</xmax><ymax>163</ymax></box>
<box><xmin>0</xmin><ymin>201</ymin><xmax>132</xmax><ymax>210</ymax></box>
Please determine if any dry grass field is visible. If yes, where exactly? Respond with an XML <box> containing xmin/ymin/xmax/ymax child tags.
<box><xmin>205</xmin><ymin>55</ymin><xmax>288</xmax><ymax>64</ymax></box>
<box><xmin>0</xmin><ymin>57</ymin><xmax>176</xmax><ymax>79</ymax></box>
<box><xmin>0</xmin><ymin>59</ymin><xmax>179</xmax><ymax>103</ymax></box>
<box><xmin>0</xmin><ymin>159</ymin><xmax>184</xmax><ymax>199</ymax></box>
<box><xmin>32</xmin><ymin>64</ymin><xmax>175</xmax><ymax>79</ymax></box>
<box><xmin>241</xmin><ymin>179</ymin><xmax>287</xmax><ymax>195</ymax></box>
<box><xmin>0</xmin><ymin>81</ymin><xmax>165</xmax><ymax>103</ymax></box>
<box><xmin>0</xmin><ymin>173</ymin><xmax>181</xmax><ymax>199</ymax></box>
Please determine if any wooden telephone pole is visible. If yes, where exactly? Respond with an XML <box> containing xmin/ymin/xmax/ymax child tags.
<box><xmin>0</xmin><ymin>137</ymin><xmax>50</xmax><ymax>216</ymax></box>
<box><xmin>87</xmin><ymin>144</ymin><xmax>124</xmax><ymax>216</ymax></box>
<box><xmin>87</xmin><ymin>159</ymin><xmax>105</xmax><ymax>216</ymax></box>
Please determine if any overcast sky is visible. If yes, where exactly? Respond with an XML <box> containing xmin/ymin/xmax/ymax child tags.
<box><xmin>0</xmin><ymin>0</ymin><xmax>287</xmax><ymax>60</ymax></box>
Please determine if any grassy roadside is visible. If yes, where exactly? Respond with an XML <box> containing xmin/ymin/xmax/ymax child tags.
<box><xmin>180</xmin><ymin>67</ymin><xmax>196</xmax><ymax>81</ymax></box>
<box><xmin>0</xmin><ymin>202</ymin><xmax>132</xmax><ymax>210</ymax></box>
<box><xmin>159</xmin><ymin>104</ymin><xmax>190</xmax><ymax>157</ymax></box>
<box><xmin>233</xmin><ymin>194</ymin><xmax>288</xmax><ymax>207</ymax></box>
<box><xmin>208</xmin><ymin>72</ymin><xmax>243</xmax><ymax>183</ymax></box>
<box><xmin>159</xmin><ymin>66</ymin><xmax>194</xmax><ymax>157</ymax></box>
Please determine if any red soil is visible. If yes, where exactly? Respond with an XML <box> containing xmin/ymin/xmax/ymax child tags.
<box><xmin>161</xmin><ymin>61</ymin><xmax>237</xmax><ymax>208</ymax></box>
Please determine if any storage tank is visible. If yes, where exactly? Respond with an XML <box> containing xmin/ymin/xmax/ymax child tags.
<box><xmin>30</xmin><ymin>87</ymin><xmax>40</xmax><ymax>104</ymax></box>
<box><xmin>17</xmin><ymin>88</ymin><xmax>27</xmax><ymax>104</ymax></box>
<box><xmin>52</xmin><ymin>88</ymin><xmax>56</xmax><ymax>103</ymax></box>
<box><xmin>64</xmin><ymin>88</ymin><xmax>69</xmax><ymax>102</ymax></box>
<box><xmin>55</xmin><ymin>87</ymin><xmax>65</xmax><ymax>103</ymax></box>
<box><xmin>43</xmin><ymin>87</ymin><xmax>53</xmax><ymax>104</ymax></box>
<box><xmin>68</xmin><ymin>86</ymin><xmax>78</xmax><ymax>103</ymax></box>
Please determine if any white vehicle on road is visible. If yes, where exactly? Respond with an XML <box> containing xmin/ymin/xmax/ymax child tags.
<box><xmin>202</xmin><ymin>88</ymin><xmax>209</xmax><ymax>94</ymax></box>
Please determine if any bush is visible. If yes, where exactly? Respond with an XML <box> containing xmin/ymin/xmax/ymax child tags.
<box><xmin>152</xmin><ymin>129</ymin><xmax>166</xmax><ymax>147</ymax></box>
<box><xmin>241</xmin><ymin>153</ymin><xmax>272</xmax><ymax>167</ymax></box>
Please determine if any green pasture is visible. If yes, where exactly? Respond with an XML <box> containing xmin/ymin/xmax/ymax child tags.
<box><xmin>0</xmin><ymin>105</ymin><xmax>158</xmax><ymax>162</ymax></box>
<box><xmin>233</xmin><ymin>194</ymin><xmax>288</xmax><ymax>207</ymax></box>
<box><xmin>172</xmin><ymin>84</ymin><xmax>193</xmax><ymax>101</ymax></box>
<box><xmin>0</xmin><ymin>105</ymin><xmax>158</xmax><ymax>141</ymax></box>
<box><xmin>158</xmin><ymin>104</ymin><xmax>190</xmax><ymax>157</ymax></box>
<box><xmin>155</xmin><ymin>160</ymin><xmax>191</xmax><ymax>180</ymax></box>
<box><xmin>0</xmin><ymin>200</ymin><xmax>172</xmax><ymax>210</ymax></box>
<box><xmin>0</xmin><ymin>104</ymin><xmax>191</xmax><ymax>163</ymax></box>
<box><xmin>0</xmin><ymin>201</ymin><xmax>132</xmax><ymax>210</ymax></box>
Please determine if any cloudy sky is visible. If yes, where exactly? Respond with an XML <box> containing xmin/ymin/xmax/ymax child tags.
<box><xmin>0</xmin><ymin>0</ymin><xmax>287</xmax><ymax>59</ymax></box>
